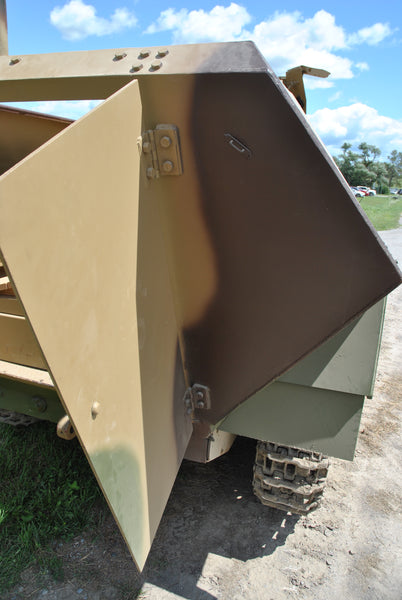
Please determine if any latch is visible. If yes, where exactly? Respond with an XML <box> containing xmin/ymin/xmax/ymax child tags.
<box><xmin>184</xmin><ymin>384</ymin><xmax>211</xmax><ymax>414</ymax></box>
<box><xmin>138</xmin><ymin>124</ymin><xmax>183</xmax><ymax>179</ymax></box>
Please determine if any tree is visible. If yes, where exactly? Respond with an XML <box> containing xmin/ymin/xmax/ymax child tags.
<box><xmin>358</xmin><ymin>143</ymin><xmax>381</xmax><ymax>169</ymax></box>
<box><xmin>384</xmin><ymin>150</ymin><xmax>402</xmax><ymax>187</ymax></box>
<box><xmin>334</xmin><ymin>143</ymin><xmax>361</xmax><ymax>184</ymax></box>
<box><xmin>334</xmin><ymin>143</ymin><xmax>400</xmax><ymax>192</ymax></box>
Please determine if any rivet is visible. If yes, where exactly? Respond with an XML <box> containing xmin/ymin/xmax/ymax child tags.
<box><xmin>138</xmin><ymin>50</ymin><xmax>150</xmax><ymax>59</ymax></box>
<box><xmin>160</xmin><ymin>135</ymin><xmax>171</xmax><ymax>148</ymax></box>
<box><xmin>9</xmin><ymin>57</ymin><xmax>21</xmax><ymax>65</ymax></box>
<box><xmin>91</xmin><ymin>401</ymin><xmax>100</xmax><ymax>420</ymax></box>
<box><xmin>162</xmin><ymin>160</ymin><xmax>173</xmax><ymax>173</ymax></box>
<box><xmin>157</xmin><ymin>48</ymin><xmax>169</xmax><ymax>58</ymax></box>
<box><xmin>150</xmin><ymin>60</ymin><xmax>162</xmax><ymax>71</ymax></box>
<box><xmin>131</xmin><ymin>63</ymin><xmax>143</xmax><ymax>72</ymax></box>
<box><xmin>113</xmin><ymin>52</ymin><xmax>127</xmax><ymax>61</ymax></box>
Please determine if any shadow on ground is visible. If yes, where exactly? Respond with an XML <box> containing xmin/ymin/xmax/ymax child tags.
<box><xmin>140</xmin><ymin>436</ymin><xmax>299</xmax><ymax>599</ymax></box>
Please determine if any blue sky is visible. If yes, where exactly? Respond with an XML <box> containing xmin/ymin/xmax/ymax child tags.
<box><xmin>4</xmin><ymin>0</ymin><xmax>402</xmax><ymax>158</ymax></box>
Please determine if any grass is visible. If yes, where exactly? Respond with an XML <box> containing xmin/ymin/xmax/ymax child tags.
<box><xmin>0</xmin><ymin>420</ymin><xmax>104</xmax><ymax>594</ymax></box>
<box><xmin>359</xmin><ymin>194</ymin><xmax>402</xmax><ymax>231</ymax></box>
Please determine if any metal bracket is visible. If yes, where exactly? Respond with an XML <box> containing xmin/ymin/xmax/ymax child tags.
<box><xmin>280</xmin><ymin>65</ymin><xmax>330</xmax><ymax>113</ymax></box>
<box><xmin>138</xmin><ymin>124</ymin><xmax>183</xmax><ymax>180</ymax></box>
<box><xmin>184</xmin><ymin>384</ymin><xmax>211</xmax><ymax>414</ymax></box>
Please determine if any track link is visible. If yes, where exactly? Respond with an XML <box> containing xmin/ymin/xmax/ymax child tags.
<box><xmin>253</xmin><ymin>440</ymin><xmax>329</xmax><ymax>515</ymax></box>
<box><xmin>0</xmin><ymin>409</ymin><xmax>39</xmax><ymax>426</ymax></box>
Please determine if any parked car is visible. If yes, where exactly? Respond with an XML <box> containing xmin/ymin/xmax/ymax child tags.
<box><xmin>351</xmin><ymin>186</ymin><xmax>365</xmax><ymax>198</ymax></box>
<box><xmin>357</xmin><ymin>186</ymin><xmax>376</xmax><ymax>196</ymax></box>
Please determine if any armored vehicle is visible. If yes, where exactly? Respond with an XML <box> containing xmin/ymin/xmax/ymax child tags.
<box><xmin>0</xmin><ymin>1</ymin><xmax>400</xmax><ymax>570</ymax></box>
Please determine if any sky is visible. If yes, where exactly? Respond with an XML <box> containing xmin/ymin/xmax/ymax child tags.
<box><xmin>3</xmin><ymin>0</ymin><xmax>402</xmax><ymax>158</ymax></box>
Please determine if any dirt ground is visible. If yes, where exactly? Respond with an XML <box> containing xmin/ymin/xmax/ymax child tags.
<box><xmin>3</xmin><ymin>229</ymin><xmax>402</xmax><ymax>600</ymax></box>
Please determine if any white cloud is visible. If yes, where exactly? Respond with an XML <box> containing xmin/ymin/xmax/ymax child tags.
<box><xmin>145</xmin><ymin>3</ymin><xmax>251</xmax><ymax>42</ymax></box>
<box><xmin>355</xmin><ymin>62</ymin><xmax>369</xmax><ymax>72</ymax></box>
<box><xmin>145</xmin><ymin>5</ymin><xmax>394</xmax><ymax>80</ymax></box>
<box><xmin>329</xmin><ymin>91</ymin><xmax>342</xmax><ymax>103</ymax></box>
<box><xmin>308</xmin><ymin>103</ymin><xmax>402</xmax><ymax>156</ymax></box>
<box><xmin>50</xmin><ymin>0</ymin><xmax>137</xmax><ymax>41</ymax></box>
<box><xmin>251</xmin><ymin>10</ymin><xmax>352</xmax><ymax>76</ymax></box>
<box><xmin>348</xmin><ymin>23</ymin><xmax>393</xmax><ymax>46</ymax></box>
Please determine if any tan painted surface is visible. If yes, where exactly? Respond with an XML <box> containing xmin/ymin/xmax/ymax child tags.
<box><xmin>0</xmin><ymin>104</ymin><xmax>71</xmax><ymax>174</ymax></box>
<box><xmin>0</xmin><ymin>42</ymin><xmax>266</xmax><ymax>101</ymax></box>
<box><xmin>0</xmin><ymin>359</ymin><xmax>52</xmax><ymax>387</ymax></box>
<box><xmin>0</xmin><ymin>80</ymin><xmax>191</xmax><ymax>569</ymax></box>
<box><xmin>0</xmin><ymin>313</ymin><xmax>46</xmax><ymax>368</ymax></box>
<box><xmin>0</xmin><ymin>295</ymin><xmax>24</xmax><ymax>315</ymax></box>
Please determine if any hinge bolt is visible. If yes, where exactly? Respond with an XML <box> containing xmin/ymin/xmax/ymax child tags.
<box><xmin>162</xmin><ymin>160</ymin><xmax>173</xmax><ymax>173</ymax></box>
<box><xmin>160</xmin><ymin>136</ymin><xmax>172</xmax><ymax>149</ymax></box>
<box><xmin>147</xmin><ymin>167</ymin><xmax>157</xmax><ymax>179</ymax></box>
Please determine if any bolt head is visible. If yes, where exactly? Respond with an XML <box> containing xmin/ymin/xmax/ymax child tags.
<box><xmin>131</xmin><ymin>63</ymin><xmax>143</xmax><ymax>72</ymax></box>
<box><xmin>151</xmin><ymin>60</ymin><xmax>162</xmax><ymax>71</ymax></box>
<box><xmin>157</xmin><ymin>48</ymin><xmax>169</xmax><ymax>58</ymax></box>
<box><xmin>162</xmin><ymin>160</ymin><xmax>173</xmax><ymax>173</ymax></box>
<box><xmin>139</xmin><ymin>50</ymin><xmax>150</xmax><ymax>59</ymax></box>
<box><xmin>142</xmin><ymin>141</ymin><xmax>152</xmax><ymax>153</ymax></box>
<box><xmin>196</xmin><ymin>400</ymin><xmax>205</xmax><ymax>409</ymax></box>
<box><xmin>147</xmin><ymin>167</ymin><xmax>157</xmax><ymax>179</ymax></box>
<box><xmin>91</xmin><ymin>401</ymin><xmax>100</xmax><ymax>420</ymax></box>
<box><xmin>33</xmin><ymin>396</ymin><xmax>47</xmax><ymax>413</ymax></box>
<box><xmin>160</xmin><ymin>135</ymin><xmax>172</xmax><ymax>149</ymax></box>
<box><xmin>114</xmin><ymin>52</ymin><xmax>127</xmax><ymax>61</ymax></box>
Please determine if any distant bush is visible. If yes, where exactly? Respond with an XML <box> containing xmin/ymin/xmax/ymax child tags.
<box><xmin>377</xmin><ymin>184</ymin><xmax>389</xmax><ymax>194</ymax></box>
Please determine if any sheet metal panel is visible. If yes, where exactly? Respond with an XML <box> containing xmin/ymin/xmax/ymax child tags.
<box><xmin>0</xmin><ymin>42</ymin><xmax>267</xmax><ymax>101</ymax></box>
<box><xmin>137</xmin><ymin>70</ymin><xmax>400</xmax><ymax>425</ymax></box>
<box><xmin>0</xmin><ymin>80</ymin><xmax>191</xmax><ymax>569</ymax></box>
<box><xmin>0</xmin><ymin>313</ymin><xmax>46</xmax><ymax>368</ymax></box>
<box><xmin>0</xmin><ymin>105</ymin><xmax>71</xmax><ymax>174</ymax></box>
<box><xmin>279</xmin><ymin>300</ymin><xmax>386</xmax><ymax>397</ymax></box>
<box><xmin>219</xmin><ymin>381</ymin><xmax>364</xmax><ymax>461</ymax></box>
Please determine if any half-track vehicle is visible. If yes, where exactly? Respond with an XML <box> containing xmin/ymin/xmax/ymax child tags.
<box><xmin>0</xmin><ymin>0</ymin><xmax>400</xmax><ymax>570</ymax></box>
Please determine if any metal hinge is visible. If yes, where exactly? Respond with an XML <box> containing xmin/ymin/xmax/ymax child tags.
<box><xmin>184</xmin><ymin>384</ymin><xmax>211</xmax><ymax>414</ymax></box>
<box><xmin>138</xmin><ymin>124</ymin><xmax>183</xmax><ymax>180</ymax></box>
